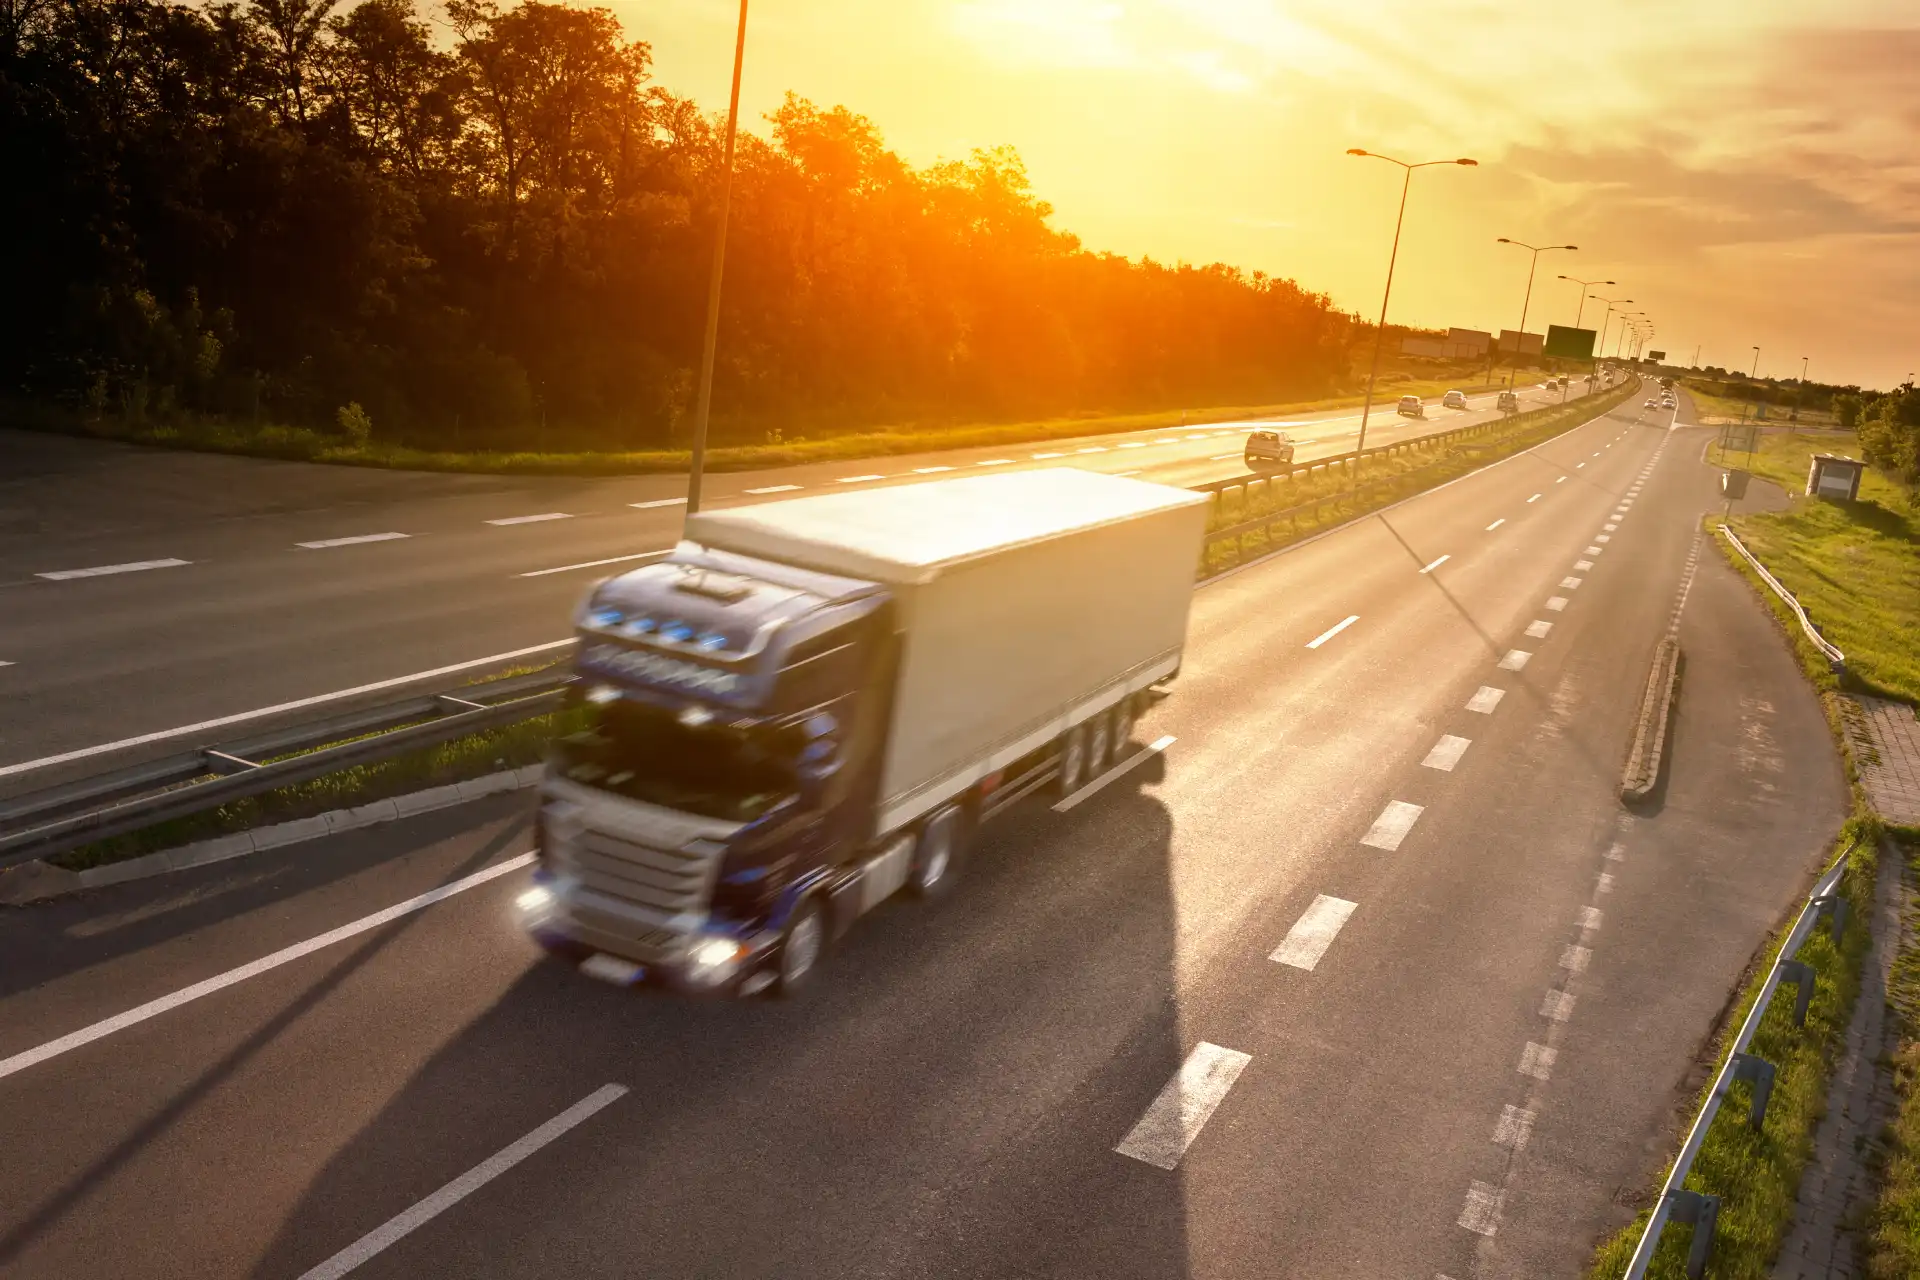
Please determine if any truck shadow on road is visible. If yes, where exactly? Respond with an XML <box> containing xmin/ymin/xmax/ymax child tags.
<box><xmin>248</xmin><ymin>778</ymin><xmax>1199</xmax><ymax>1280</ymax></box>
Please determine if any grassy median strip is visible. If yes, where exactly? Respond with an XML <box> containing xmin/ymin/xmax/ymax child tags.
<box><xmin>1587</xmin><ymin>821</ymin><xmax>1881</xmax><ymax>1280</ymax></box>
<box><xmin>1200</xmin><ymin>379</ymin><xmax>1643</xmax><ymax>576</ymax></box>
<box><xmin>12</xmin><ymin>375</ymin><xmax>1509</xmax><ymax>477</ymax></box>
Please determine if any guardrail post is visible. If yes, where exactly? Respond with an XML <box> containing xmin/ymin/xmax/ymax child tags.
<box><xmin>1779</xmin><ymin>959</ymin><xmax>1817</xmax><ymax>1026</ymax></box>
<box><xmin>1811</xmin><ymin>893</ymin><xmax>1849</xmax><ymax>945</ymax></box>
<box><xmin>1663</xmin><ymin>1189</ymin><xmax>1720</xmax><ymax>1279</ymax></box>
<box><xmin>1728</xmin><ymin>1052</ymin><xmax>1777</xmax><ymax>1130</ymax></box>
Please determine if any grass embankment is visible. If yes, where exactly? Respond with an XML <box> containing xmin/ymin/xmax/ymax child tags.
<box><xmin>1711</xmin><ymin>430</ymin><xmax>1920</xmax><ymax>707</ymax></box>
<box><xmin>1869</xmin><ymin>840</ymin><xmax>1920</xmax><ymax>1278</ymax></box>
<box><xmin>1587</xmin><ymin>824</ymin><xmax>1880</xmax><ymax>1279</ymax></box>
<box><xmin>1685</xmin><ymin>382</ymin><xmax>1838</xmax><ymax>427</ymax></box>
<box><xmin>1199</xmin><ymin>379</ymin><xmax>1642</xmax><ymax>577</ymax></box>
<box><xmin>49</xmin><ymin>704</ymin><xmax>586</xmax><ymax>873</ymax></box>
<box><xmin>11</xmin><ymin>373</ymin><xmax>1513</xmax><ymax>477</ymax></box>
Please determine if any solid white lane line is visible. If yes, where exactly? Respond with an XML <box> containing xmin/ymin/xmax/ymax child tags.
<box><xmin>1270</xmin><ymin>895</ymin><xmax>1359</xmax><ymax>970</ymax></box>
<box><xmin>296</xmin><ymin>1083</ymin><xmax>628</xmax><ymax>1280</ymax></box>
<box><xmin>1518</xmin><ymin>1042</ymin><xmax>1557</xmax><ymax>1080</ymax></box>
<box><xmin>1306</xmin><ymin>615</ymin><xmax>1359</xmax><ymax>649</ymax></box>
<box><xmin>913</xmin><ymin>466</ymin><xmax>954</xmax><ymax>474</ymax></box>
<box><xmin>1422</xmin><ymin>735</ymin><xmax>1471</xmax><ymax>771</ymax></box>
<box><xmin>518</xmin><ymin>550</ymin><xmax>671</xmax><ymax>578</ymax></box>
<box><xmin>0</xmin><ymin>644</ymin><xmax>572</xmax><ymax>780</ymax></box>
<box><xmin>1546</xmin><ymin>596</ymin><xmax>1568</xmax><ymax>611</ymax></box>
<box><xmin>1459</xmin><ymin>1181</ymin><xmax>1505</xmax><ymax>1236</ymax></box>
<box><xmin>1116</xmin><ymin>470</ymin><xmax>1142</xmax><ymax>477</ymax></box>
<box><xmin>37</xmin><ymin>558</ymin><xmax>192</xmax><ymax>581</ymax></box>
<box><xmin>1032</xmin><ymin>452</ymin><xmax>1066</xmax><ymax>460</ymax></box>
<box><xmin>838</xmin><ymin>474</ymin><xmax>885</xmax><ymax>483</ymax></box>
<box><xmin>1114</xmin><ymin>1042</ymin><xmax>1252</xmax><ymax>1169</ymax></box>
<box><xmin>976</xmin><ymin>458</ymin><xmax>1014</xmax><ymax>466</ymax></box>
<box><xmin>1360</xmin><ymin>800</ymin><xmax>1423</xmax><ymax>851</ymax></box>
<box><xmin>1493</xmin><ymin>1106</ymin><xmax>1536</xmax><ymax>1151</ymax></box>
<box><xmin>1524</xmin><ymin>620</ymin><xmax>1553</xmax><ymax>639</ymax></box>
<box><xmin>1210</xmin><ymin>452</ymin><xmax>1240</xmax><ymax>461</ymax></box>
<box><xmin>297</xmin><ymin>533</ymin><xmax>410</xmax><ymax>550</ymax></box>
<box><xmin>1485</xmin><ymin>518</ymin><xmax>1506</xmax><ymax>531</ymax></box>
<box><xmin>487</xmin><ymin>513</ymin><xmax>571</xmax><ymax>526</ymax></box>
<box><xmin>744</xmin><ymin>484</ymin><xmax>802</xmax><ymax>494</ymax></box>
<box><xmin>1560</xmin><ymin>576</ymin><xmax>1583</xmax><ymax>589</ymax></box>
<box><xmin>1053</xmin><ymin>735</ymin><xmax>1175</xmax><ymax>813</ymax></box>
<box><xmin>1498</xmin><ymin>649</ymin><xmax>1532</xmax><ymax>671</ymax></box>
<box><xmin>1419</xmin><ymin>555</ymin><xmax>1450</xmax><ymax>574</ymax></box>
<box><xmin>1527</xmin><ymin>493</ymin><xmax>1541</xmax><ymax>503</ymax></box>
<box><xmin>629</xmin><ymin>497</ymin><xmax>686</xmax><ymax>509</ymax></box>
<box><xmin>1540</xmin><ymin>990</ymin><xmax>1576</xmax><ymax>1021</ymax></box>
<box><xmin>0</xmin><ymin>853</ymin><xmax>536</xmax><ymax>1081</ymax></box>
<box><xmin>1466</xmin><ymin>686</ymin><xmax>1505</xmax><ymax>714</ymax></box>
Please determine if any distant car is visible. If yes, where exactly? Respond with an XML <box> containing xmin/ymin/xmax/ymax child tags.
<box><xmin>1397</xmin><ymin>395</ymin><xmax>1424</xmax><ymax>418</ymax></box>
<box><xmin>1243</xmin><ymin>429</ymin><xmax>1295</xmax><ymax>470</ymax></box>
<box><xmin>1442</xmin><ymin>389</ymin><xmax>1468</xmax><ymax>409</ymax></box>
<box><xmin>1496</xmin><ymin>390</ymin><xmax>1519</xmax><ymax>413</ymax></box>
<box><xmin>1644</xmin><ymin>398</ymin><xmax>1657</xmax><ymax>408</ymax></box>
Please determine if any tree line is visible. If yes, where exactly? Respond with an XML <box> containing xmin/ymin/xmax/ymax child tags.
<box><xmin>1836</xmin><ymin>387</ymin><xmax>1919</xmax><ymax>490</ymax></box>
<box><xmin>1</xmin><ymin>0</ymin><xmax>1352</xmax><ymax>453</ymax></box>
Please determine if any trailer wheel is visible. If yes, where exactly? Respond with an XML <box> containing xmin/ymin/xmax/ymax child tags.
<box><xmin>774</xmin><ymin>898</ymin><xmax>826</xmax><ymax>997</ymax></box>
<box><xmin>1111</xmin><ymin>697</ymin><xmax>1136</xmax><ymax>758</ymax></box>
<box><xmin>1055</xmin><ymin>724</ymin><xmax>1089</xmax><ymax>798</ymax></box>
<box><xmin>1087</xmin><ymin>712</ymin><xmax>1113</xmax><ymax>774</ymax></box>
<box><xmin>909</xmin><ymin>803</ymin><xmax>966</xmax><ymax>900</ymax></box>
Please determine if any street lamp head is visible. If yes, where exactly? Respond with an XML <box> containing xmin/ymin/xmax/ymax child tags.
<box><xmin>1560</xmin><ymin>245</ymin><xmax>1579</xmax><ymax>250</ymax></box>
<box><xmin>1455</xmin><ymin>158</ymin><xmax>1478</xmax><ymax>166</ymax></box>
<box><xmin>1346</xmin><ymin>148</ymin><xmax>1368</xmax><ymax>156</ymax></box>
<box><xmin>1497</xmin><ymin>237</ymin><xmax>1512</xmax><ymax>244</ymax></box>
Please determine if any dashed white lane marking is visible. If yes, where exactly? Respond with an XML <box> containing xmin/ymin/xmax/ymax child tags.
<box><xmin>1076</xmin><ymin>447</ymin><xmax>1108</xmax><ymax>454</ymax></box>
<box><xmin>1546</xmin><ymin>596</ymin><xmax>1568</xmax><ymax>611</ymax></box>
<box><xmin>1270</xmin><ymin>895</ymin><xmax>1359</xmax><ymax>970</ymax></box>
<box><xmin>297</xmin><ymin>533</ymin><xmax>409</xmax><ymax>550</ymax></box>
<box><xmin>1116</xmin><ymin>470</ymin><xmax>1142</xmax><ymax>477</ymax></box>
<box><xmin>1595</xmin><ymin>533</ymin><xmax>1611</xmax><ymax>543</ymax></box>
<box><xmin>1580</xmin><ymin>905</ymin><xmax>1604</xmax><ymax>928</ymax></box>
<box><xmin>1118</xmin><ymin>442</ymin><xmax>1149</xmax><ymax>449</ymax></box>
<box><xmin>1466</xmin><ymin>686</ymin><xmax>1505</xmax><ymax>714</ymax></box>
<box><xmin>913</xmin><ymin>466</ymin><xmax>954</xmax><ymax>474</ymax></box>
<box><xmin>1575</xmin><ymin>462</ymin><xmax>1586</xmax><ymax>469</ymax></box>
<box><xmin>37</xmin><ymin>558</ymin><xmax>192</xmax><ymax>581</ymax></box>
<box><xmin>296</xmin><ymin>1083</ymin><xmax>628</xmax><ymax>1280</ymax></box>
<box><xmin>1053</xmin><ymin>735</ymin><xmax>1175</xmax><ymax>813</ymax></box>
<box><xmin>518</xmin><ymin>550</ymin><xmax>671</xmax><ymax>578</ymax></box>
<box><xmin>1153</xmin><ymin>438</ymin><xmax>1180</xmax><ymax>445</ymax></box>
<box><xmin>0</xmin><ymin>660</ymin><xmax>13</xmax><ymax>668</ymax></box>
<box><xmin>977</xmin><ymin>459</ymin><xmax>1014</xmax><ymax>466</ymax></box>
<box><xmin>838</xmin><ymin>474</ymin><xmax>885</xmax><ymax>483</ymax></box>
<box><xmin>1306</xmin><ymin>615</ymin><xmax>1360</xmax><ymax>649</ymax></box>
<box><xmin>1459</xmin><ymin>1181</ymin><xmax>1505</xmax><ymax>1236</ymax></box>
<box><xmin>1032</xmin><ymin>452</ymin><xmax>1066</xmax><ymax>460</ymax></box>
<box><xmin>0</xmin><ymin>853</ymin><xmax>536</xmax><ymax>1080</ymax></box>
<box><xmin>1419</xmin><ymin>555</ymin><xmax>1450</xmax><ymax>574</ymax></box>
<box><xmin>1360</xmin><ymin>800</ymin><xmax>1424</xmax><ymax>851</ymax></box>
<box><xmin>1540</xmin><ymin>990</ymin><xmax>1576</xmax><ymax>1021</ymax></box>
<box><xmin>1498</xmin><ymin>650</ymin><xmax>1532</xmax><ymax>671</ymax></box>
<box><xmin>1527</xmin><ymin>493</ymin><xmax>1541</xmax><ymax>503</ymax></box>
<box><xmin>1525</xmin><ymin>620</ymin><xmax>1553</xmax><ymax>639</ymax></box>
<box><xmin>1597</xmin><ymin>872</ymin><xmax>1615</xmax><ymax>893</ymax></box>
<box><xmin>1185</xmin><ymin>434</ymin><xmax>1209</xmax><ymax>441</ymax></box>
<box><xmin>1560</xmin><ymin>576</ymin><xmax>1583</xmax><ymax>589</ymax></box>
<box><xmin>1592</xmin><ymin>451</ymin><xmax>1601</xmax><ymax>457</ymax></box>
<box><xmin>1518</xmin><ymin>1042</ymin><xmax>1557</xmax><ymax>1081</ymax></box>
<box><xmin>1585</xmin><ymin>545</ymin><xmax>1603</xmax><ymax>555</ymax></box>
<box><xmin>1493</xmin><ymin>1105</ymin><xmax>1536</xmax><ymax>1151</ymax></box>
<box><xmin>1575</xmin><ymin>559</ymin><xmax>1595</xmax><ymax>571</ymax></box>
<box><xmin>630</xmin><ymin>497</ymin><xmax>686</xmax><ymax>509</ymax></box>
<box><xmin>1555</xmin><ymin>476</ymin><xmax>1567</xmax><ymax>483</ymax></box>
<box><xmin>1560</xmin><ymin>944</ymin><xmax>1592</xmax><ymax>973</ymax></box>
<box><xmin>744</xmin><ymin>484</ymin><xmax>802</xmax><ymax>494</ymax></box>
<box><xmin>1422</xmin><ymin>735</ymin><xmax>1471</xmax><ymax>771</ymax></box>
<box><xmin>1604</xmin><ymin>521</ymin><xmax>1619</xmax><ymax>531</ymax></box>
<box><xmin>487</xmin><ymin>512</ymin><xmax>571</xmax><ymax>526</ymax></box>
<box><xmin>1485</xmin><ymin>518</ymin><xmax>1506</xmax><ymax>531</ymax></box>
<box><xmin>1210</xmin><ymin>452</ymin><xmax>1241</xmax><ymax>461</ymax></box>
<box><xmin>1604</xmin><ymin>842</ymin><xmax>1626</xmax><ymax>863</ymax></box>
<box><xmin>1114</xmin><ymin>1042</ymin><xmax>1252</xmax><ymax>1169</ymax></box>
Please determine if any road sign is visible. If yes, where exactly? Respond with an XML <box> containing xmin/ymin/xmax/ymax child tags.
<box><xmin>1543</xmin><ymin>325</ymin><xmax>1597</xmax><ymax>360</ymax></box>
<box><xmin>1648</xmin><ymin>349</ymin><xmax>1667</xmax><ymax>361</ymax></box>
<box><xmin>1723</xmin><ymin>423</ymin><xmax>1760</xmax><ymax>452</ymax></box>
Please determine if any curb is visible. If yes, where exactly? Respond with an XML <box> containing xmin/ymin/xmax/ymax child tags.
<box><xmin>0</xmin><ymin>764</ymin><xmax>544</xmax><ymax>905</ymax></box>
<box><xmin>1621</xmin><ymin>637</ymin><xmax>1683</xmax><ymax>803</ymax></box>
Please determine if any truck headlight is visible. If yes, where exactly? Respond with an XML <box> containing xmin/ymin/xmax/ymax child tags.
<box><xmin>516</xmin><ymin>886</ymin><xmax>554</xmax><ymax>914</ymax></box>
<box><xmin>687</xmin><ymin>935</ymin><xmax>747</xmax><ymax>986</ymax></box>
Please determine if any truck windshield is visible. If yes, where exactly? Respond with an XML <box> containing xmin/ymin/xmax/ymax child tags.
<box><xmin>553</xmin><ymin>705</ymin><xmax>797</xmax><ymax>822</ymax></box>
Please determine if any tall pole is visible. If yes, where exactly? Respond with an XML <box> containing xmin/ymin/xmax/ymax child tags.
<box><xmin>1345</xmin><ymin>150</ymin><xmax>1476</xmax><ymax>483</ymax></box>
<box><xmin>684</xmin><ymin>0</ymin><xmax>751</xmax><ymax>520</ymax></box>
<box><xmin>1692</xmin><ymin>344</ymin><xmax>1700</xmax><ymax>368</ymax></box>
<box><xmin>1496</xmin><ymin>240</ymin><xmax>1575</xmax><ymax>388</ymax></box>
<box><xmin>1750</xmin><ymin>346</ymin><xmax>1761</xmax><ymax>378</ymax></box>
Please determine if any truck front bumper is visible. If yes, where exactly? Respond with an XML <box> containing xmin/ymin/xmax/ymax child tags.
<box><xmin>518</xmin><ymin>877</ymin><xmax>779</xmax><ymax>997</ymax></box>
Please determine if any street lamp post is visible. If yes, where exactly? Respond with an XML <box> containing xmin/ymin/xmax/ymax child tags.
<box><xmin>1556</xmin><ymin>275</ymin><xmax>1614</xmax><ymax>402</ymax></box>
<box><xmin>1345</xmin><ymin>149</ymin><xmax>1478</xmax><ymax>477</ymax></box>
<box><xmin>1750</xmin><ymin>346</ymin><xmax>1761</xmax><ymax>378</ymax></box>
<box><xmin>1495</xmin><ymin>238</ymin><xmax>1576</xmax><ymax>387</ymax></box>
<box><xmin>684</xmin><ymin>0</ymin><xmax>751</xmax><ymax>519</ymax></box>
<box><xmin>1590</xmin><ymin>295</ymin><xmax>1632</xmax><ymax>369</ymax></box>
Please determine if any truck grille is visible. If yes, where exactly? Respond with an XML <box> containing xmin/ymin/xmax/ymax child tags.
<box><xmin>555</xmin><ymin>828</ymin><xmax>723</xmax><ymax>917</ymax></box>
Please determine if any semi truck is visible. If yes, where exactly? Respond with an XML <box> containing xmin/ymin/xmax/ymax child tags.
<box><xmin>519</xmin><ymin>468</ymin><xmax>1209</xmax><ymax>996</ymax></box>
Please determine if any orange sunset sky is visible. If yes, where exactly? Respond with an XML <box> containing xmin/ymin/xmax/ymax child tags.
<box><xmin>625</xmin><ymin>0</ymin><xmax>1920</xmax><ymax>391</ymax></box>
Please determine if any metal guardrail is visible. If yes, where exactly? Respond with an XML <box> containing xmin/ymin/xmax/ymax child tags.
<box><xmin>1623</xmin><ymin>833</ymin><xmax>1862</xmax><ymax>1279</ymax></box>
<box><xmin>1718</xmin><ymin>523</ymin><xmax>1846</xmax><ymax>673</ymax></box>
<box><xmin>0</xmin><ymin>667</ymin><xmax>574</xmax><ymax>871</ymax></box>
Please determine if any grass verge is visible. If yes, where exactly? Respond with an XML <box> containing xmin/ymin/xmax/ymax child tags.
<box><xmin>1869</xmin><ymin>837</ymin><xmax>1920</xmax><ymax>1278</ymax></box>
<box><xmin>1587</xmin><ymin>820</ymin><xmax>1882</xmax><ymax>1279</ymax></box>
<box><xmin>12</xmin><ymin>374</ymin><xmax>1521</xmax><ymax>477</ymax></box>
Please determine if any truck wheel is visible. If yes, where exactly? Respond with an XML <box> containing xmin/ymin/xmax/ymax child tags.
<box><xmin>1055</xmin><ymin>724</ymin><xmax>1088</xmax><ymax>797</ymax></box>
<box><xmin>1111</xmin><ymin>697</ymin><xmax>1135</xmax><ymax>757</ymax></box>
<box><xmin>774</xmin><ymin>898</ymin><xmax>826</xmax><ymax>997</ymax></box>
<box><xmin>1087</xmin><ymin>712</ymin><xmax>1113</xmax><ymax>773</ymax></box>
<box><xmin>910</xmin><ymin>803</ymin><xmax>966</xmax><ymax>900</ymax></box>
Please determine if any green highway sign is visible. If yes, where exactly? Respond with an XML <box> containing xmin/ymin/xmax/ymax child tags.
<box><xmin>1543</xmin><ymin>325</ymin><xmax>1597</xmax><ymax>360</ymax></box>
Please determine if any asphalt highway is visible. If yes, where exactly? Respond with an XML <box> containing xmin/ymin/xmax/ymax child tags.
<box><xmin>0</xmin><ymin>386</ymin><xmax>1849</xmax><ymax>1278</ymax></box>
<box><xmin>0</xmin><ymin>379</ymin><xmax>1593</xmax><ymax>788</ymax></box>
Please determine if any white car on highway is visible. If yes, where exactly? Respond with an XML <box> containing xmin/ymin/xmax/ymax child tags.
<box><xmin>1441</xmin><ymin>389</ymin><xmax>1468</xmax><ymax>410</ymax></box>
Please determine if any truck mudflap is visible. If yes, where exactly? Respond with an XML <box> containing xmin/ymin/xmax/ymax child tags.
<box><xmin>827</xmin><ymin>833</ymin><xmax>915</xmax><ymax>939</ymax></box>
